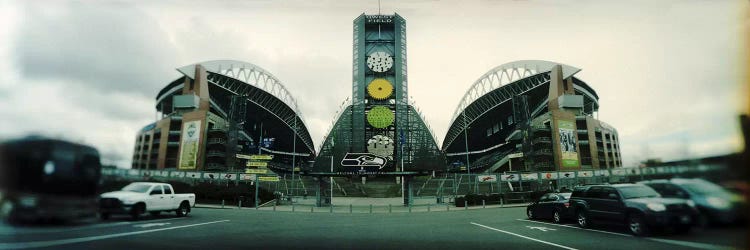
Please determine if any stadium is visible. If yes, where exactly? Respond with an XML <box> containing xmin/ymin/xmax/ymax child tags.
<box><xmin>442</xmin><ymin>60</ymin><xmax>622</xmax><ymax>175</ymax></box>
<box><xmin>129</xmin><ymin>14</ymin><xmax>621</xmax><ymax>201</ymax></box>
<box><xmin>131</xmin><ymin>60</ymin><xmax>316</xmax><ymax>174</ymax></box>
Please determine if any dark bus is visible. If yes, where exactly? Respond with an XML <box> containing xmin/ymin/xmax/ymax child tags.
<box><xmin>0</xmin><ymin>137</ymin><xmax>102</xmax><ymax>223</ymax></box>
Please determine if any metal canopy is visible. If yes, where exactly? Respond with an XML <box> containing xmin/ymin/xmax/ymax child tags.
<box><xmin>175</xmin><ymin>60</ymin><xmax>315</xmax><ymax>155</ymax></box>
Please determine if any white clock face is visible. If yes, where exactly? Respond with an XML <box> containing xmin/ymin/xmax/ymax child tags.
<box><xmin>366</xmin><ymin>51</ymin><xmax>394</xmax><ymax>73</ymax></box>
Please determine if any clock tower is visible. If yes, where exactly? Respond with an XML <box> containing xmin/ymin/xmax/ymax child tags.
<box><xmin>351</xmin><ymin>13</ymin><xmax>409</xmax><ymax>171</ymax></box>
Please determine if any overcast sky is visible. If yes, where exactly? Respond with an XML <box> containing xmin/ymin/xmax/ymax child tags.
<box><xmin>0</xmin><ymin>0</ymin><xmax>747</xmax><ymax>168</ymax></box>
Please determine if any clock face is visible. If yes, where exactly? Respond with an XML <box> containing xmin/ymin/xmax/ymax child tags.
<box><xmin>367</xmin><ymin>78</ymin><xmax>393</xmax><ymax>100</ymax></box>
<box><xmin>367</xmin><ymin>106</ymin><xmax>394</xmax><ymax>129</ymax></box>
<box><xmin>366</xmin><ymin>51</ymin><xmax>394</xmax><ymax>73</ymax></box>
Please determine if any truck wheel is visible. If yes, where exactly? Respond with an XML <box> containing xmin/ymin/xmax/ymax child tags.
<box><xmin>628</xmin><ymin>214</ymin><xmax>650</xmax><ymax>236</ymax></box>
<box><xmin>150</xmin><ymin>211</ymin><xmax>161</xmax><ymax>217</ymax></box>
<box><xmin>176</xmin><ymin>202</ymin><xmax>190</xmax><ymax>217</ymax></box>
<box><xmin>131</xmin><ymin>203</ymin><xmax>145</xmax><ymax>220</ymax></box>
<box><xmin>100</xmin><ymin>213</ymin><xmax>111</xmax><ymax>220</ymax></box>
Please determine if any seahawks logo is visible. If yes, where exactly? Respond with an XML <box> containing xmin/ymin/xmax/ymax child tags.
<box><xmin>341</xmin><ymin>153</ymin><xmax>388</xmax><ymax>169</ymax></box>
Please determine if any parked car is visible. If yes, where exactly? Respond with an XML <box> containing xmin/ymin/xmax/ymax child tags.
<box><xmin>0</xmin><ymin>138</ymin><xmax>102</xmax><ymax>224</ymax></box>
<box><xmin>639</xmin><ymin>178</ymin><xmax>747</xmax><ymax>225</ymax></box>
<box><xmin>526</xmin><ymin>192</ymin><xmax>573</xmax><ymax>223</ymax></box>
<box><xmin>99</xmin><ymin>182</ymin><xmax>195</xmax><ymax>220</ymax></box>
<box><xmin>570</xmin><ymin>184</ymin><xmax>699</xmax><ymax>236</ymax></box>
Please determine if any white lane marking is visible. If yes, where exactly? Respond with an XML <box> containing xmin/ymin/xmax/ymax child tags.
<box><xmin>647</xmin><ymin>238</ymin><xmax>733</xmax><ymax>250</ymax></box>
<box><xmin>516</xmin><ymin>219</ymin><xmax>734</xmax><ymax>249</ymax></box>
<box><xmin>0</xmin><ymin>220</ymin><xmax>230</xmax><ymax>250</ymax></box>
<box><xmin>133</xmin><ymin>223</ymin><xmax>170</xmax><ymax>228</ymax></box>
<box><xmin>517</xmin><ymin>219</ymin><xmax>632</xmax><ymax>237</ymax></box>
<box><xmin>0</xmin><ymin>217</ymin><xmax>187</xmax><ymax>236</ymax></box>
<box><xmin>470</xmin><ymin>222</ymin><xmax>578</xmax><ymax>250</ymax></box>
<box><xmin>526</xmin><ymin>226</ymin><xmax>556</xmax><ymax>232</ymax></box>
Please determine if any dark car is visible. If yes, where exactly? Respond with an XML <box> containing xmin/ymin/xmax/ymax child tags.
<box><xmin>570</xmin><ymin>184</ymin><xmax>699</xmax><ymax>236</ymax></box>
<box><xmin>639</xmin><ymin>178</ymin><xmax>747</xmax><ymax>226</ymax></box>
<box><xmin>526</xmin><ymin>192</ymin><xmax>573</xmax><ymax>223</ymax></box>
<box><xmin>0</xmin><ymin>137</ymin><xmax>102</xmax><ymax>223</ymax></box>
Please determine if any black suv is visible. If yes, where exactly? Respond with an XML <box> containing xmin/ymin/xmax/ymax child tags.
<box><xmin>570</xmin><ymin>184</ymin><xmax>699</xmax><ymax>236</ymax></box>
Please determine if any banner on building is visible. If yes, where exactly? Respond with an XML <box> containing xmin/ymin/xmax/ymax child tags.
<box><xmin>171</xmin><ymin>171</ymin><xmax>185</xmax><ymax>178</ymax></box>
<box><xmin>500</xmin><ymin>174</ymin><xmax>519</xmax><ymax>181</ymax></box>
<box><xmin>559</xmin><ymin>171</ymin><xmax>576</xmax><ymax>179</ymax></box>
<box><xmin>612</xmin><ymin>169</ymin><xmax>628</xmax><ymax>176</ymax></box>
<box><xmin>541</xmin><ymin>172</ymin><xmax>558</xmax><ymax>180</ymax></box>
<box><xmin>577</xmin><ymin>171</ymin><xmax>594</xmax><ymax>178</ymax></box>
<box><xmin>178</xmin><ymin>120</ymin><xmax>202</xmax><ymax>170</ymax></box>
<box><xmin>185</xmin><ymin>172</ymin><xmax>202</xmax><ymax>179</ymax></box>
<box><xmin>203</xmin><ymin>172</ymin><xmax>219</xmax><ymax>180</ymax></box>
<box><xmin>240</xmin><ymin>174</ymin><xmax>257</xmax><ymax>181</ymax></box>
<box><xmin>593</xmin><ymin>170</ymin><xmax>609</xmax><ymax>176</ymax></box>
<box><xmin>557</xmin><ymin>119</ymin><xmax>579</xmax><ymax>169</ymax></box>
<box><xmin>477</xmin><ymin>175</ymin><xmax>498</xmax><ymax>183</ymax></box>
<box><xmin>521</xmin><ymin>173</ymin><xmax>539</xmax><ymax>180</ymax></box>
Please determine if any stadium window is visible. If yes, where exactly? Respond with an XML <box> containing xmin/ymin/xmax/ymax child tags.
<box><xmin>493</xmin><ymin>124</ymin><xmax>499</xmax><ymax>133</ymax></box>
<box><xmin>486</xmin><ymin>128</ymin><xmax>492</xmax><ymax>137</ymax></box>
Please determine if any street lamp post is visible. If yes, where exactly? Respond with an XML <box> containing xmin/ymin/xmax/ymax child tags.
<box><xmin>463</xmin><ymin>111</ymin><xmax>471</xmax><ymax>192</ymax></box>
<box><xmin>291</xmin><ymin>116</ymin><xmax>297</xmax><ymax>198</ymax></box>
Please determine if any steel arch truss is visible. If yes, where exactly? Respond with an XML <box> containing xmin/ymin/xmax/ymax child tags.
<box><xmin>443</xmin><ymin>60</ymin><xmax>590</xmax><ymax>150</ymax></box>
<box><xmin>177</xmin><ymin>60</ymin><xmax>315</xmax><ymax>154</ymax></box>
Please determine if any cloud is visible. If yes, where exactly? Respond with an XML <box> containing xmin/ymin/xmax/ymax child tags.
<box><xmin>14</xmin><ymin>1</ymin><xmax>177</xmax><ymax>97</ymax></box>
<box><xmin>1</xmin><ymin>0</ymin><xmax>745</xmax><ymax>168</ymax></box>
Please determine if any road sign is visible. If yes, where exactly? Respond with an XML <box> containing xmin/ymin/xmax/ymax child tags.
<box><xmin>250</xmin><ymin>154</ymin><xmax>274</xmax><ymax>160</ymax></box>
<box><xmin>236</xmin><ymin>154</ymin><xmax>252</xmax><ymax>160</ymax></box>
<box><xmin>259</xmin><ymin>176</ymin><xmax>280</xmax><ymax>182</ymax></box>
<box><xmin>246</xmin><ymin>161</ymin><xmax>268</xmax><ymax>167</ymax></box>
<box><xmin>245</xmin><ymin>169</ymin><xmax>268</xmax><ymax>174</ymax></box>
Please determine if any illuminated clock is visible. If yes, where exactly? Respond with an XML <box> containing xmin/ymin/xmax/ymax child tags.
<box><xmin>367</xmin><ymin>106</ymin><xmax>394</xmax><ymax>128</ymax></box>
<box><xmin>367</xmin><ymin>78</ymin><xmax>393</xmax><ymax>100</ymax></box>
<box><xmin>366</xmin><ymin>51</ymin><xmax>394</xmax><ymax>73</ymax></box>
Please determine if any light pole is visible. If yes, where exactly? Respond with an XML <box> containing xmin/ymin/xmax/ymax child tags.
<box><xmin>291</xmin><ymin>116</ymin><xmax>297</xmax><ymax>198</ymax></box>
<box><xmin>463</xmin><ymin>111</ymin><xmax>471</xmax><ymax>192</ymax></box>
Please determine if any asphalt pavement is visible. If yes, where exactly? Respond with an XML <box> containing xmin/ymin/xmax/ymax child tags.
<box><xmin>0</xmin><ymin>207</ymin><xmax>745</xmax><ymax>250</ymax></box>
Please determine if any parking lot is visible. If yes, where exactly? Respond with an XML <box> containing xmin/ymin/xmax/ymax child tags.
<box><xmin>0</xmin><ymin>206</ymin><xmax>745</xmax><ymax>250</ymax></box>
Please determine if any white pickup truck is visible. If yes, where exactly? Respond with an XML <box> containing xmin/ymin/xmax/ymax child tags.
<box><xmin>99</xmin><ymin>182</ymin><xmax>195</xmax><ymax>220</ymax></box>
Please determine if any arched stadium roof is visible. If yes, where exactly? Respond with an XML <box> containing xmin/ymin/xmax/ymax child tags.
<box><xmin>443</xmin><ymin>60</ymin><xmax>599</xmax><ymax>150</ymax></box>
<box><xmin>157</xmin><ymin>60</ymin><xmax>315</xmax><ymax>154</ymax></box>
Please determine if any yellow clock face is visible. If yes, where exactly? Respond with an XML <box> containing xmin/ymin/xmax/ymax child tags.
<box><xmin>367</xmin><ymin>78</ymin><xmax>393</xmax><ymax>100</ymax></box>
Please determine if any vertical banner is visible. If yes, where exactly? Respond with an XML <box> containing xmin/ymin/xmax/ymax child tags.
<box><xmin>178</xmin><ymin>120</ymin><xmax>202</xmax><ymax>170</ymax></box>
<box><xmin>557</xmin><ymin>120</ymin><xmax>579</xmax><ymax>169</ymax></box>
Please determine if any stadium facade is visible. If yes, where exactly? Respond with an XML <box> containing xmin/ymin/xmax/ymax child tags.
<box><xmin>130</xmin><ymin>13</ymin><xmax>621</xmax><ymax>201</ymax></box>
<box><xmin>131</xmin><ymin>60</ymin><xmax>315</xmax><ymax>172</ymax></box>
<box><xmin>442</xmin><ymin>61</ymin><xmax>622</xmax><ymax>174</ymax></box>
